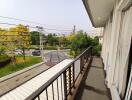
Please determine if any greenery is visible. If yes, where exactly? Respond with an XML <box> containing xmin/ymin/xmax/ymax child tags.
<box><xmin>0</xmin><ymin>56</ymin><xmax>41</xmax><ymax>78</ymax></box>
<box><xmin>0</xmin><ymin>27</ymin><xmax>102</xmax><ymax>77</ymax></box>
<box><xmin>0</xmin><ymin>24</ymin><xmax>31</xmax><ymax>60</ymax></box>
<box><xmin>60</xmin><ymin>46</ymin><xmax>70</xmax><ymax>50</ymax></box>
<box><xmin>47</xmin><ymin>34</ymin><xmax>59</xmax><ymax>46</ymax></box>
<box><xmin>30</xmin><ymin>31</ymin><xmax>40</xmax><ymax>45</ymax></box>
<box><xmin>29</xmin><ymin>45</ymin><xmax>39</xmax><ymax>49</ymax></box>
<box><xmin>91</xmin><ymin>37</ymin><xmax>102</xmax><ymax>56</ymax></box>
<box><xmin>69</xmin><ymin>30</ymin><xmax>102</xmax><ymax>57</ymax></box>
<box><xmin>0</xmin><ymin>46</ymin><xmax>6</xmax><ymax>55</ymax></box>
<box><xmin>0</xmin><ymin>55</ymin><xmax>10</xmax><ymax>62</ymax></box>
<box><xmin>30</xmin><ymin>31</ymin><xmax>46</xmax><ymax>45</ymax></box>
<box><xmin>44</xmin><ymin>46</ymin><xmax>58</xmax><ymax>50</ymax></box>
<box><xmin>30</xmin><ymin>30</ymin><xmax>102</xmax><ymax>57</ymax></box>
<box><xmin>30</xmin><ymin>32</ymin><xmax>71</xmax><ymax>47</ymax></box>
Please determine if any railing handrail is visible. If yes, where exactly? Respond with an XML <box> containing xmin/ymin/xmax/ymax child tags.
<box><xmin>26</xmin><ymin>46</ymin><xmax>92</xmax><ymax>100</ymax></box>
<box><xmin>74</xmin><ymin>46</ymin><xmax>92</xmax><ymax>62</ymax></box>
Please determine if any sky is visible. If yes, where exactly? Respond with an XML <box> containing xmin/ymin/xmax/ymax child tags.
<box><xmin>0</xmin><ymin>0</ymin><xmax>99</xmax><ymax>34</ymax></box>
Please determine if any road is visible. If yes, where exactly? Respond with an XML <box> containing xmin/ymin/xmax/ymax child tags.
<box><xmin>44</xmin><ymin>51</ymin><xmax>69</xmax><ymax>67</ymax></box>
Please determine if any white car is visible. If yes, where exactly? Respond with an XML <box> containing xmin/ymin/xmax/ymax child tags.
<box><xmin>15</xmin><ymin>49</ymin><xmax>23</xmax><ymax>55</ymax></box>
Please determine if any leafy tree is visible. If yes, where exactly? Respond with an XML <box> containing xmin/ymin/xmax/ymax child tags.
<box><xmin>0</xmin><ymin>24</ymin><xmax>31</xmax><ymax>60</ymax></box>
<box><xmin>47</xmin><ymin>34</ymin><xmax>59</xmax><ymax>46</ymax></box>
<box><xmin>69</xmin><ymin>30</ymin><xmax>102</xmax><ymax>57</ymax></box>
<box><xmin>30</xmin><ymin>31</ymin><xmax>40</xmax><ymax>45</ymax></box>
<box><xmin>0</xmin><ymin>45</ymin><xmax>6</xmax><ymax>55</ymax></box>
<box><xmin>30</xmin><ymin>31</ymin><xmax>46</xmax><ymax>45</ymax></box>
<box><xmin>59</xmin><ymin>36</ymin><xmax>69</xmax><ymax>47</ymax></box>
<box><xmin>67</xmin><ymin>34</ymin><xmax>76</xmax><ymax>42</ymax></box>
<box><xmin>91</xmin><ymin>36</ymin><xmax>102</xmax><ymax>56</ymax></box>
<box><xmin>9</xmin><ymin>24</ymin><xmax>31</xmax><ymax>60</ymax></box>
<box><xmin>70</xmin><ymin>30</ymin><xmax>90</xmax><ymax>57</ymax></box>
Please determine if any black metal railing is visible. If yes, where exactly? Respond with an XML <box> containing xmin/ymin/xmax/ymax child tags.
<box><xmin>26</xmin><ymin>47</ymin><xmax>92</xmax><ymax>100</ymax></box>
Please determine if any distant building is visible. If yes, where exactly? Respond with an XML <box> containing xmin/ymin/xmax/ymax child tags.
<box><xmin>88</xmin><ymin>28</ymin><xmax>103</xmax><ymax>44</ymax></box>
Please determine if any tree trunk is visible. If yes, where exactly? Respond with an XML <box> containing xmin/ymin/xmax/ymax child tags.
<box><xmin>22</xmin><ymin>47</ymin><xmax>25</xmax><ymax>60</ymax></box>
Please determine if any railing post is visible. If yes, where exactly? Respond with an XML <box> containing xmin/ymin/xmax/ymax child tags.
<box><xmin>72</xmin><ymin>63</ymin><xmax>75</xmax><ymax>88</ymax></box>
<box><xmin>90</xmin><ymin>47</ymin><xmax>92</xmax><ymax>57</ymax></box>
<box><xmin>69</xmin><ymin>67</ymin><xmax>72</xmax><ymax>95</ymax></box>
<box><xmin>86</xmin><ymin>51</ymin><xmax>89</xmax><ymax>62</ymax></box>
<box><xmin>80</xmin><ymin>57</ymin><xmax>83</xmax><ymax>73</ymax></box>
<box><xmin>80</xmin><ymin>55</ymin><xmax>85</xmax><ymax>73</ymax></box>
<box><xmin>82</xmin><ymin>56</ymin><xmax>84</xmax><ymax>68</ymax></box>
<box><xmin>63</xmin><ymin>70</ymin><xmax>67</xmax><ymax>100</ymax></box>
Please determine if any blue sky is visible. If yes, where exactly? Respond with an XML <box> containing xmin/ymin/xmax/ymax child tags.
<box><xmin>0</xmin><ymin>0</ymin><xmax>95</xmax><ymax>34</ymax></box>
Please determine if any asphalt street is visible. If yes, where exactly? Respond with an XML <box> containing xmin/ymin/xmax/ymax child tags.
<box><xmin>44</xmin><ymin>51</ymin><xmax>69</xmax><ymax>67</ymax></box>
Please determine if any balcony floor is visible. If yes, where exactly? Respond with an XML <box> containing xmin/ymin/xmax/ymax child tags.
<box><xmin>75</xmin><ymin>57</ymin><xmax>111</xmax><ymax>100</ymax></box>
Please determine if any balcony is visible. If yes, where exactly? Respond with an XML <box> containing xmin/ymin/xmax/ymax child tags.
<box><xmin>0</xmin><ymin>47</ymin><xmax>111</xmax><ymax>100</ymax></box>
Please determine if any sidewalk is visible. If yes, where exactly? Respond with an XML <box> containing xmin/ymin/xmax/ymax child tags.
<box><xmin>0</xmin><ymin>63</ymin><xmax>49</xmax><ymax>96</ymax></box>
<box><xmin>75</xmin><ymin>57</ymin><xmax>111</xmax><ymax>100</ymax></box>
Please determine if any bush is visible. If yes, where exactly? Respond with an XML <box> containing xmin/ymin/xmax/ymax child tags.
<box><xmin>0</xmin><ymin>55</ymin><xmax>11</xmax><ymax>67</ymax></box>
<box><xmin>0</xmin><ymin>55</ymin><xmax>10</xmax><ymax>62</ymax></box>
<box><xmin>44</xmin><ymin>46</ymin><xmax>57</xmax><ymax>50</ymax></box>
<box><xmin>0</xmin><ymin>47</ymin><xmax>6</xmax><ymax>55</ymax></box>
<box><xmin>60</xmin><ymin>46</ymin><xmax>70</xmax><ymax>50</ymax></box>
<box><xmin>29</xmin><ymin>45</ymin><xmax>39</xmax><ymax>49</ymax></box>
<box><xmin>92</xmin><ymin>44</ymin><xmax>102</xmax><ymax>56</ymax></box>
<box><xmin>69</xmin><ymin>31</ymin><xmax>102</xmax><ymax>57</ymax></box>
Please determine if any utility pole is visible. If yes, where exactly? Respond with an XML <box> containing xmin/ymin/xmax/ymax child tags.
<box><xmin>73</xmin><ymin>25</ymin><xmax>76</xmax><ymax>34</ymax></box>
<box><xmin>36</xmin><ymin>26</ymin><xmax>44</xmax><ymax>61</ymax></box>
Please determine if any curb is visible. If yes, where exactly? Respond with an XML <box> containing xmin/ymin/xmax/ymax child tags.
<box><xmin>0</xmin><ymin>61</ymin><xmax>45</xmax><ymax>83</ymax></box>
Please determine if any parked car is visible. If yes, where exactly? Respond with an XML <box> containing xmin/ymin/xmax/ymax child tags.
<box><xmin>32</xmin><ymin>50</ymin><xmax>41</xmax><ymax>56</ymax></box>
<box><xmin>15</xmin><ymin>49</ymin><xmax>23</xmax><ymax>55</ymax></box>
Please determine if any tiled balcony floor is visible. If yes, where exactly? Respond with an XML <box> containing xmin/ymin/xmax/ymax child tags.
<box><xmin>75</xmin><ymin>57</ymin><xmax>111</xmax><ymax>100</ymax></box>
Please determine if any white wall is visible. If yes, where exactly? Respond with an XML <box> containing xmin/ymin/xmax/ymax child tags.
<box><xmin>101</xmin><ymin>0</ymin><xmax>132</xmax><ymax>98</ymax></box>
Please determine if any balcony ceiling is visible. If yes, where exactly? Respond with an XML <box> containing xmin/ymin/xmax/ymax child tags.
<box><xmin>83</xmin><ymin>0</ymin><xmax>115</xmax><ymax>27</ymax></box>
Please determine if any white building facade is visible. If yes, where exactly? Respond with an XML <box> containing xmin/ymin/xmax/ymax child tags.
<box><xmin>83</xmin><ymin>0</ymin><xmax>132</xmax><ymax>99</ymax></box>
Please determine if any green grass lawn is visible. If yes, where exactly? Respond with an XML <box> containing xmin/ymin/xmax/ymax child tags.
<box><xmin>0</xmin><ymin>55</ymin><xmax>10</xmax><ymax>62</ymax></box>
<box><xmin>0</xmin><ymin>56</ymin><xmax>42</xmax><ymax>78</ymax></box>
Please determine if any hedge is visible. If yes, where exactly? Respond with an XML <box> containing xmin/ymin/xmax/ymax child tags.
<box><xmin>0</xmin><ymin>55</ymin><xmax>11</xmax><ymax>67</ymax></box>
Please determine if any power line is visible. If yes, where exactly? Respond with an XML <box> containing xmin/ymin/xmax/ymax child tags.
<box><xmin>44</xmin><ymin>27</ymin><xmax>72</xmax><ymax>31</ymax></box>
<box><xmin>0</xmin><ymin>15</ymin><xmax>72</xmax><ymax>30</ymax></box>
<box><xmin>0</xmin><ymin>16</ymin><xmax>43</xmax><ymax>25</ymax></box>
<box><xmin>0</xmin><ymin>22</ymin><xmax>36</xmax><ymax>29</ymax></box>
<box><xmin>0</xmin><ymin>22</ymin><xmax>72</xmax><ymax>32</ymax></box>
<box><xmin>0</xmin><ymin>22</ymin><xmax>17</xmax><ymax>26</ymax></box>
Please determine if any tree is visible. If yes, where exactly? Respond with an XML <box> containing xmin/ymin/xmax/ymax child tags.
<box><xmin>67</xmin><ymin>34</ymin><xmax>76</xmax><ymax>42</ymax></box>
<box><xmin>0</xmin><ymin>24</ymin><xmax>31</xmax><ymax>60</ymax></box>
<box><xmin>91</xmin><ymin>36</ymin><xmax>102</xmax><ymax>56</ymax></box>
<box><xmin>59</xmin><ymin>36</ymin><xmax>69</xmax><ymax>47</ymax></box>
<box><xmin>30</xmin><ymin>31</ymin><xmax>40</xmax><ymax>45</ymax></box>
<box><xmin>10</xmin><ymin>24</ymin><xmax>31</xmax><ymax>60</ymax></box>
<box><xmin>69</xmin><ymin>30</ymin><xmax>102</xmax><ymax>57</ymax></box>
<box><xmin>0</xmin><ymin>28</ymin><xmax>17</xmax><ymax>57</ymax></box>
<box><xmin>47</xmin><ymin>34</ymin><xmax>59</xmax><ymax>46</ymax></box>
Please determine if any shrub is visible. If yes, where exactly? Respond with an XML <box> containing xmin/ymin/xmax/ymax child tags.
<box><xmin>0</xmin><ymin>55</ymin><xmax>9</xmax><ymax>62</ymax></box>
<box><xmin>44</xmin><ymin>46</ymin><xmax>57</xmax><ymax>50</ymax></box>
<box><xmin>60</xmin><ymin>46</ymin><xmax>70</xmax><ymax>50</ymax></box>
<box><xmin>69</xmin><ymin>31</ymin><xmax>102</xmax><ymax>57</ymax></box>
<box><xmin>0</xmin><ymin>47</ymin><xmax>6</xmax><ymax>55</ymax></box>
<box><xmin>92</xmin><ymin>44</ymin><xmax>102</xmax><ymax>56</ymax></box>
<box><xmin>0</xmin><ymin>55</ymin><xmax>11</xmax><ymax>67</ymax></box>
